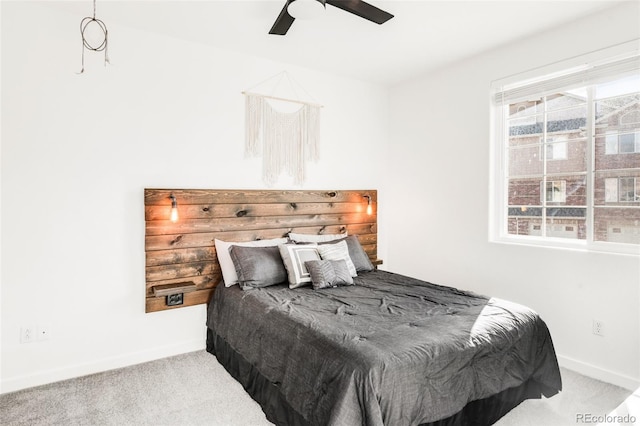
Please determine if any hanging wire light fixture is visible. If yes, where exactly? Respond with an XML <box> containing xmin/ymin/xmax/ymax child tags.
<box><xmin>79</xmin><ymin>0</ymin><xmax>109</xmax><ymax>73</ymax></box>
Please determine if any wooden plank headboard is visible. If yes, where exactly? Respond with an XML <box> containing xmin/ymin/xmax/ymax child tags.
<box><xmin>144</xmin><ymin>189</ymin><xmax>378</xmax><ymax>313</ymax></box>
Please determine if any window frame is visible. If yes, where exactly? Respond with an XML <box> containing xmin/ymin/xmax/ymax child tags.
<box><xmin>490</xmin><ymin>44</ymin><xmax>640</xmax><ymax>256</ymax></box>
<box><xmin>619</xmin><ymin>177</ymin><xmax>640</xmax><ymax>202</ymax></box>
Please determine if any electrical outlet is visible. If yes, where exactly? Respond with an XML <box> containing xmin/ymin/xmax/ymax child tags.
<box><xmin>166</xmin><ymin>293</ymin><xmax>184</xmax><ymax>306</ymax></box>
<box><xmin>20</xmin><ymin>326</ymin><xmax>34</xmax><ymax>343</ymax></box>
<box><xmin>36</xmin><ymin>325</ymin><xmax>50</xmax><ymax>341</ymax></box>
<box><xmin>593</xmin><ymin>319</ymin><xmax>604</xmax><ymax>336</ymax></box>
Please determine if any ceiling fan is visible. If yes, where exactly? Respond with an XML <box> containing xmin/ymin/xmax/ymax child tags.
<box><xmin>269</xmin><ymin>0</ymin><xmax>394</xmax><ymax>35</ymax></box>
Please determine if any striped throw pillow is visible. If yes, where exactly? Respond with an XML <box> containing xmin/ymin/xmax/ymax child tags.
<box><xmin>316</xmin><ymin>240</ymin><xmax>357</xmax><ymax>277</ymax></box>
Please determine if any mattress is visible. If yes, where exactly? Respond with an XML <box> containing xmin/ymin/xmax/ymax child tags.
<box><xmin>206</xmin><ymin>269</ymin><xmax>562</xmax><ymax>425</ymax></box>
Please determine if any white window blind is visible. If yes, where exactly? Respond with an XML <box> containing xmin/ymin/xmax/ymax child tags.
<box><xmin>491</xmin><ymin>45</ymin><xmax>640</xmax><ymax>253</ymax></box>
<box><xmin>494</xmin><ymin>55</ymin><xmax>640</xmax><ymax>105</ymax></box>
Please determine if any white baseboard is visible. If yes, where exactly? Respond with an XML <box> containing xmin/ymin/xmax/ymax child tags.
<box><xmin>3</xmin><ymin>345</ymin><xmax>638</xmax><ymax>395</ymax></box>
<box><xmin>0</xmin><ymin>339</ymin><xmax>205</xmax><ymax>394</ymax></box>
<box><xmin>558</xmin><ymin>354</ymin><xmax>640</xmax><ymax>391</ymax></box>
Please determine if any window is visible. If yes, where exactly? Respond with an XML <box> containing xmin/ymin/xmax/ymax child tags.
<box><xmin>621</xmin><ymin>177</ymin><xmax>640</xmax><ymax>201</ymax></box>
<box><xmin>606</xmin><ymin>131</ymin><xmax>640</xmax><ymax>154</ymax></box>
<box><xmin>605</xmin><ymin>177</ymin><xmax>640</xmax><ymax>202</ymax></box>
<box><xmin>545</xmin><ymin>137</ymin><xmax>568</xmax><ymax>160</ymax></box>
<box><xmin>542</xmin><ymin>180</ymin><xmax>567</xmax><ymax>202</ymax></box>
<box><xmin>492</xmin><ymin>50</ymin><xmax>640</xmax><ymax>252</ymax></box>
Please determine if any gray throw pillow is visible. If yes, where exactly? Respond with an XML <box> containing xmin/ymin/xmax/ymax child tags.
<box><xmin>305</xmin><ymin>259</ymin><xmax>354</xmax><ymax>290</ymax></box>
<box><xmin>318</xmin><ymin>235</ymin><xmax>374</xmax><ymax>273</ymax></box>
<box><xmin>342</xmin><ymin>235</ymin><xmax>375</xmax><ymax>272</ymax></box>
<box><xmin>229</xmin><ymin>245</ymin><xmax>287</xmax><ymax>290</ymax></box>
<box><xmin>316</xmin><ymin>241</ymin><xmax>357</xmax><ymax>277</ymax></box>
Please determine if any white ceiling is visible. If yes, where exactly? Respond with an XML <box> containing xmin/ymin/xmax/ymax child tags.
<box><xmin>46</xmin><ymin>0</ymin><xmax>627</xmax><ymax>85</ymax></box>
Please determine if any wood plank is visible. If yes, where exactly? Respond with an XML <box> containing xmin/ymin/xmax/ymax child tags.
<box><xmin>146</xmin><ymin>288</ymin><xmax>215</xmax><ymax>313</ymax></box>
<box><xmin>146</xmin><ymin>236</ymin><xmax>375</xmax><ymax>267</ymax></box>
<box><xmin>145</xmin><ymin>225</ymin><xmax>377</xmax><ymax>251</ymax></box>
<box><xmin>362</xmin><ymin>244</ymin><xmax>377</xmax><ymax>257</ymax></box>
<box><xmin>145</xmin><ymin>247</ymin><xmax>216</xmax><ymax>267</ymax></box>
<box><xmin>145</xmin><ymin>201</ymin><xmax>374</xmax><ymax>221</ymax></box>
<box><xmin>362</xmin><ymin>242</ymin><xmax>377</xmax><ymax>250</ymax></box>
<box><xmin>146</xmin><ymin>261</ymin><xmax>217</xmax><ymax>283</ymax></box>
<box><xmin>145</xmin><ymin>213</ymin><xmax>377</xmax><ymax>236</ymax></box>
<box><xmin>145</xmin><ymin>229</ymin><xmax>289</xmax><ymax>252</ymax></box>
<box><xmin>145</xmin><ymin>189</ymin><xmax>377</xmax><ymax>206</ymax></box>
<box><xmin>145</xmin><ymin>274</ymin><xmax>218</xmax><ymax>296</ymax></box>
<box><xmin>204</xmin><ymin>224</ymin><xmax>377</xmax><ymax>242</ymax></box>
<box><xmin>152</xmin><ymin>282</ymin><xmax>197</xmax><ymax>297</ymax></box>
<box><xmin>286</xmin><ymin>224</ymin><xmax>378</xmax><ymax>238</ymax></box>
<box><xmin>355</xmin><ymin>234</ymin><xmax>377</xmax><ymax>245</ymax></box>
<box><xmin>145</xmin><ymin>240</ymin><xmax>374</xmax><ymax>274</ymax></box>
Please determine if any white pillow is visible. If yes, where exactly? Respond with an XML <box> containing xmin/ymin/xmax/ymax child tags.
<box><xmin>278</xmin><ymin>244</ymin><xmax>321</xmax><ymax>289</ymax></box>
<box><xmin>215</xmin><ymin>238</ymin><xmax>288</xmax><ymax>287</ymax></box>
<box><xmin>288</xmin><ymin>232</ymin><xmax>347</xmax><ymax>243</ymax></box>
<box><xmin>316</xmin><ymin>240</ymin><xmax>357</xmax><ymax>277</ymax></box>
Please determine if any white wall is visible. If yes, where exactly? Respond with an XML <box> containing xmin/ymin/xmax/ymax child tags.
<box><xmin>388</xmin><ymin>2</ymin><xmax>640</xmax><ymax>390</ymax></box>
<box><xmin>3</xmin><ymin>0</ymin><xmax>638</xmax><ymax>396</ymax></box>
<box><xmin>0</xmin><ymin>2</ymin><xmax>389</xmax><ymax>392</ymax></box>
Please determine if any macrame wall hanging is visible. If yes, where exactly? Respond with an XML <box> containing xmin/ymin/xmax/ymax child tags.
<box><xmin>78</xmin><ymin>0</ymin><xmax>110</xmax><ymax>74</ymax></box>
<box><xmin>243</xmin><ymin>72</ymin><xmax>322</xmax><ymax>186</ymax></box>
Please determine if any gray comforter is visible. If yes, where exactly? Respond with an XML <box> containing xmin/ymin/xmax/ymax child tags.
<box><xmin>207</xmin><ymin>270</ymin><xmax>562</xmax><ymax>426</ymax></box>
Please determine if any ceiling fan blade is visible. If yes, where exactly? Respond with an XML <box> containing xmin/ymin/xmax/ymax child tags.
<box><xmin>269</xmin><ymin>0</ymin><xmax>296</xmax><ymax>35</ymax></box>
<box><xmin>326</xmin><ymin>0</ymin><xmax>393</xmax><ymax>24</ymax></box>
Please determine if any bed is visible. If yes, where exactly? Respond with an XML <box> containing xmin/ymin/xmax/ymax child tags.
<box><xmin>206</xmin><ymin>247</ymin><xmax>562</xmax><ymax>425</ymax></box>
<box><xmin>149</xmin><ymin>188</ymin><xmax>561</xmax><ymax>424</ymax></box>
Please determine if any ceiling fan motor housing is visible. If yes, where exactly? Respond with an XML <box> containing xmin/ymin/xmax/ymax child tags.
<box><xmin>287</xmin><ymin>0</ymin><xmax>326</xmax><ymax>20</ymax></box>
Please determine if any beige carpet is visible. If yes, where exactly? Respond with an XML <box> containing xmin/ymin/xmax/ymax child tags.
<box><xmin>495</xmin><ymin>367</ymin><xmax>636</xmax><ymax>426</ymax></box>
<box><xmin>0</xmin><ymin>350</ymin><xmax>634</xmax><ymax>426</ymax></box>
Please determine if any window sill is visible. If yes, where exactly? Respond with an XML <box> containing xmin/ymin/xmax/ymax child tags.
<box><xmin>490</xmin><ymin>235</ymin><xmax>640</xmax><ymax>256</ymax></box>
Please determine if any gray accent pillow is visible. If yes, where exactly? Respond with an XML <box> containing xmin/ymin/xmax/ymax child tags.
<box><xmin>343</xmin><ymin>235</ymin><xmax>375</xmax><ymax>272</ymax></box>
<box><xmin>215</xmin><ymin>237</ymin><xmax>288</xmax><ymax>287</ymax></box>
<box><xmin>319</xmin><ymin>235</ymin><xmax>374</xmax><ymax>273</ymax></box>
<box><xmin>278</xmin><ymin>243</ymin><xmax>321</xmax><ymax>289</ymax></box>
<box><xmin>316</xmin><ymin>240</ymin><xmax>357</xmax><ymax>277</ymax></box>
<box><xmin>229</xmin><ymin>245</ymin><xmax>287</xmax><ymax>290</ymax></box>
<box><xmin>305</xmin><ymin>259</ymin><xmax>354</xmax><ymax>290</ymax></box>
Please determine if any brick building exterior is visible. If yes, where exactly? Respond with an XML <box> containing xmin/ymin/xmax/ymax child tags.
<box><xmin>506</xmin><ymin>92</ymin><xmax>640</xmax><ymax>243</ymax></box>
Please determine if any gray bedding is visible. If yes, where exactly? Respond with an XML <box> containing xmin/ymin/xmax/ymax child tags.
<box><xmin>207</xmin><ymin>269</ymin><xmax>562</xmax><ymax>426</ymax></box>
